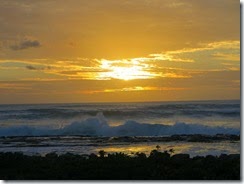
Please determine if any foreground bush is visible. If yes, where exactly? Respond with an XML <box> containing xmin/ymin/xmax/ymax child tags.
<box><xmin>0</xmin><ymin>150</ymin><xmax>240</xmax><ymax>180</ymax></box>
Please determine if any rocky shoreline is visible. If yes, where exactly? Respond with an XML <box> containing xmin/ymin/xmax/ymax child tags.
<box><xmin>0</xmin><ymin>149</ymin><xmax>240</xmax><ymax>180</ymax></box>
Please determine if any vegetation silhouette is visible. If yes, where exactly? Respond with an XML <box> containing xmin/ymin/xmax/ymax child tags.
<box><xmin>0</xmin><ymin>147</ymin><xmax>240</xmax><ymax>180</ymax></box>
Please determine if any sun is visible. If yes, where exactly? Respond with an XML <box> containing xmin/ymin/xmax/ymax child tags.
<box><xmin>109</xmin><ymin>66</ymin><xmax>148</xmax><ymax>80</ymax></box>
<box><xmin>98</xmin><ymin>59</ymin><xmax>156</xmax><ymax>80</ymax></box>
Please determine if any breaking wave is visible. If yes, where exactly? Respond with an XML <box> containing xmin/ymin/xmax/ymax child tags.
<box><xmin>0</xmin><ymin>113</ymin><xmax>239</xmax><ymax>137</ymax></box>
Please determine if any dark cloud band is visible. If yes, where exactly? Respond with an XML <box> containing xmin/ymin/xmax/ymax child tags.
<box><xmin>10</xmin><ymin>40</ymin><xmax>41</xmax><ymax>50</ymax></box>
<box><xmin>25</xmin><ymin>65</ymin><xmax>51</xmax><ymax>70</ymax></box>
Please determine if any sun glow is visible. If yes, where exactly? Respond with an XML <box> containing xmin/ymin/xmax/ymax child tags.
<box><xmin>98</xmin><ymin>59</ymin><xmax>157</xmax><ymax>80</ymax></box>
<box><xmin>107</xmin><ymin>66</ymin><xmax>150</xmax><ymax>80</ymax></box>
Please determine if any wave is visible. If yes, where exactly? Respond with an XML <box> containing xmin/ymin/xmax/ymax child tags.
<box><xmin>0</xmin><ymin>103</ymin><xmax>240</xmax><ymax>121</ymax></box>
<box><xmin>0</xmin><ymin>113</ymin><xmax>239</xmax><ymax>137</ymax></box>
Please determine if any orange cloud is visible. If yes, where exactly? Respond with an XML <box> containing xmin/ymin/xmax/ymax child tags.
<box><xmin>0</xmin><ymin>83</ymin><xmax>31</xmax><ymax>90</ymax></box>
<box><xmin>80</xmin><ymin>86</ymin><xmax>187</xmax><ymax>94</ymax></box>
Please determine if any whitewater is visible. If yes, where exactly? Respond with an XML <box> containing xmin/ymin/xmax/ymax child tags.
<box><xmin>0</xmin><ymin>100</ymin><xmax>240</xmax><ymax>136</ymax></box>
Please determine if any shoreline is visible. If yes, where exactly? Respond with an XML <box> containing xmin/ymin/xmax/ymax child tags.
<box><xmin>0</xmin><ymin>133</ymin><xmax>240</xmax><ymax>142</ymax></box>
<box><xmin>0</xmin><ymin>134</ymin><xmax>240</xmax><ymax>158</ymax></box>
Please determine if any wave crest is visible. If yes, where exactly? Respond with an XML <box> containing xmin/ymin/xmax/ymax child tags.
<box><xmin>0</xmin><ymin>113</ymin><xmax>239</xmax><ymax>137</ymax></box>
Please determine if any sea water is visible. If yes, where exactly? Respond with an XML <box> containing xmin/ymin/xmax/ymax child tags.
<box><xmin>0</xmin><ymin>100</ymin><xmax>240</xmax><ymax>156</ymax></box>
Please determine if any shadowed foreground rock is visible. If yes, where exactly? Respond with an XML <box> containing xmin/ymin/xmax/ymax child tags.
<box><xmin>0</xmin><ymin>150</ymin><xmax>240</xmax><ymax>180</ymax></box>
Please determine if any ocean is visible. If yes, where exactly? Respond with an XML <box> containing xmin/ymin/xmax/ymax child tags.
<box><xmin>0</xmin><ymin>100</ymin><xmax>240</xmax><ymax>156</ymax></box>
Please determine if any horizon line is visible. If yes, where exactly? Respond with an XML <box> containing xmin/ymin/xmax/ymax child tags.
<box><xmin>0</xmin><ymin>99</ymin><xmax>240</xmax><ymax>106</ymax></box>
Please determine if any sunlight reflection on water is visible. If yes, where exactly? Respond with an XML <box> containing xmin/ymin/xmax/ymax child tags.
<box><xmin>0</xmin><ymin>140</ymin><xmax>239</xmax><ymax>157</ymax></box>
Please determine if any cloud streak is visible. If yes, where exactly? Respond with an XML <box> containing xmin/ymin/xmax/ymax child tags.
<box><xmin>10</xmin><ymin>40</ymin><xmax>41</xmax><ymax>50</ymax></box>
<box><xmin>0</xmin><ymin>40</ymin><xmax>239</xmax><ymax>82</ymax></box>
<box><xmin>26</xmin><ymin>65</ymin><xmax>51</xmax><ymax>71</ymax></box>
<box><xmin>81</xmin><ymin>86</ymin><xmax>187</xmax><ymax>94</ymax></box>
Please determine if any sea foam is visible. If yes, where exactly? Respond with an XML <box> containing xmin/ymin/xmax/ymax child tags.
<box><xmin>0</xmin><ymin>113</ymin><xmax>239</xmax><ymax>137</ymax></box>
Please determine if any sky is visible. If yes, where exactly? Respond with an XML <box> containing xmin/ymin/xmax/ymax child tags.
<box><xmin>0</xmin><ymin>0</ymin><xmax>240</xmax><ymax>104</ymax></box>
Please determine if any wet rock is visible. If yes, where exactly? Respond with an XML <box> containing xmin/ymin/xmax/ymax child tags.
<box><xmin>172</xmin><ymin>154</ymin><xmax>190</xmax><ymax>160</ymax></box>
